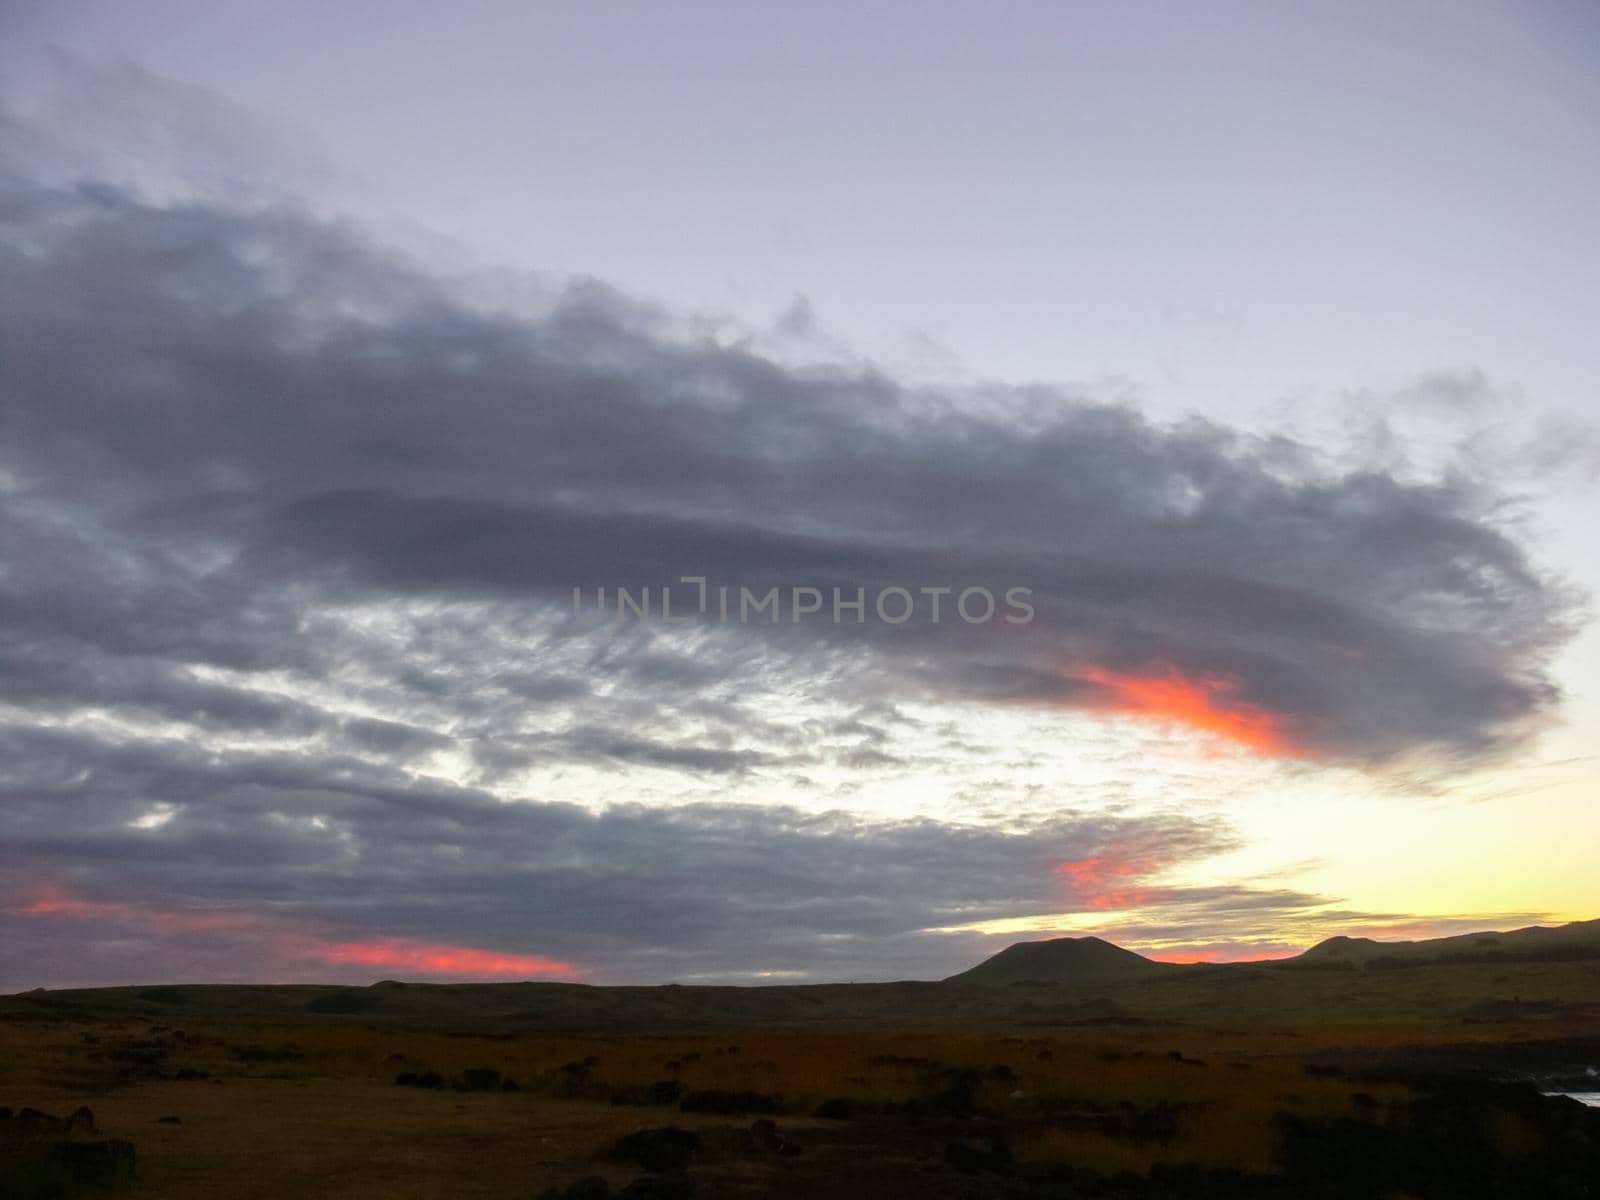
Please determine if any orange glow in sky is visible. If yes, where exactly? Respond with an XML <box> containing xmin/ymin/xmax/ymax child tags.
<box><xmin>16</xmin><ymin>888</ymin><xmax>576</xmax><ymax>980</ymax></box>
<box><xmin>1144</xmin><ymin>944</ymin><xmax>1303</xmax><ymax>964</ymax></box>
<box><xmin>318</xmin><ymin>938</ymin><xmax>576</xmax><ymax>978</ymax></box>
<box><xmin>1082</xmin><ymin>664</ymin><xmax>1302</xmax><ymax>756</ymax></box>
<box><xmin>1053</xmin><ymin>845</ymin><xmax>1166</xmax><ymax>910</ymax></box>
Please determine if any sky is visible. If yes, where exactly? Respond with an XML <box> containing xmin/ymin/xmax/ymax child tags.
<box><xmin>1</xmin><ymin>0</ymin><xmax>1597</xmax><ymax>989</ymax></box>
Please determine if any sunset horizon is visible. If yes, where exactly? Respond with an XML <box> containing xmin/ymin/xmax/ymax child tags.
<box><xmin>4</xmin><ymin>3</ymin><xmax>1600</xmax><ymax>994</ymax></box>
<box><xmin>5</xmin><ymin>6</ymin><xmax>1600</xmax><ymax>1196</ymax></box>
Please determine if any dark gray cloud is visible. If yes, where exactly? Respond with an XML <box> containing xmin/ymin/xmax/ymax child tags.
<box><xmin>0</xmin><ymin>71</ymin><xmax>1583</xmax><ymax>986</ymax></box>
<box><xmin>0</xmin><ymin>172</ymin><xmax>1571</xmax><ymax>768</ymax></box>
<box><xmin>0</xmin><ymin>716</ymin><xmax>1238</xmax><ymax>986</ymax></box>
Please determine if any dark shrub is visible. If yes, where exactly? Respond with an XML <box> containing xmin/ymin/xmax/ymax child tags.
<box><xmin>1114</xmin><ymin>1099</ymin><xmax>1182</xmax><ymax>1142</ymax></box>
<box><xmin>228</xmin><ymin>1042</ymin><xmax>302</xmax><ymax>1063</ymax></box>
<box><xmin>930</xmin><ymin>1069</ymin><xmax>981</xmax><ymax>1117</ymax></box>
<box><xmin>1277</xmin><ymin>1086</ymin><xmax>1600</xmax><ymax>1199</ymax></box>
<box><xmin>613</xmin><ymin>1079</ymin><xmax>686</xmax><ymax>1108</ymax></box>
<box><xmin>137</xmin><ymin>987</ymin><xmax>187</xmax><ymax>1005</ymax></box>
<box><xmin>305</xmin><ymin>991</ymin><xmax>377</xmax><ymax>1014</ymax></box>
<box><xmin>16</xmin><ymin>1108</ymin><xmax>63</xmax><ymax>1133</ymax></box>
<box><xmin>749</xmin><ymin>1118</ymin><xmax>802</xmax><ymax>1156</ymax></box>
<box><xmin>64</xmin><ymin>1106</ymin><xmax>94</xmax><ymax>1134</ymax></box>
<box><xmin>539</xmin><ymin>1178</ymin><xmax>611</xmax><ymax>1200</ymax></box>
<box><xmin>618</xmin><ymin>1172</ymin><xmax>694</xmax><ymax>1199</ymax></box>
<box><xmin>646</xmin><ymin>1079</ymin><xmax>685</xmax><ymax>1106</ymax></box>
<box><xmin>460</xmin><ymin>1067</ymin><xmax>502</xmax><ymax>1092</ymax></box>
<box><xmin>394</xmin><ymin>1070</ymin><xmax>444</xmax><ymax>1089</ymax></box>
<box><xmin>679</xmin><ymin>1090</ymin><xmax>780</xmax><ymax>1116</ymax></box>
<box><xmin>613</xmin><ymin>1126</ymin><xmax>700</xmax><ymax>1172</ymax></box>
<box><xmin>813</xmin><ymin>1097</ymin><xmax>857</xmax><ymax>1119</ymax></box>
<box><xmin>57</xmin><ymin>1139</ymin><xmax>137</xmax><ymax>1184</ymax></box>
<box><xmin>944</xmin><ymin>1134</ymin><xmax>1011</xmax><ymax>1175</ymax></box>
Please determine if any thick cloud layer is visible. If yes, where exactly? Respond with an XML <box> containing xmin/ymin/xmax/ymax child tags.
<box><xmin>0</xmin><ymin>75</ymin><xmax>1581</xmax><ymax>986</ymax></box>
<box><xmin>0</xmin><ymin>716</ymin><xmax>1239</xmax><ymax>985</ymax></box>
<box><xmin>0</xmin><ymin>176</ymin><xmax>1571</xmax><ymax>764</ymax></box>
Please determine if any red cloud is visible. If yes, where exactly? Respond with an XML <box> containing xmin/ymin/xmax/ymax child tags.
<box><xmin>23</xmin><ymin>889</ymin><xmax>266</xmax><ymax>934</ymax></box>
<box><xmin>317</xmin><ymin>939</ymin><xmax>574</xmax><ymax>978</ymax></box>
<box><xmin>1080</xmin><ymin>663</ymin><xmax>1303</xmax><ymax>757</ymax></box>
<box><xmin>1144</xmin><ymin>942</ymin><xmax>1304</xmax><ymax>964</ymax></box>
<box><xmin>13</xmin><ymin>887</ymin><xmax>574</xmax><ymax>981</ymax></box>
<box><xmin>21</xmin><ymin>891</ymin><xmax>110</xmax><ymax>919</ymax></box>
<box><xmin>1053</xmin><ymin>840</ymin><xmax>1170</xmax><ymax>910</ymax></box>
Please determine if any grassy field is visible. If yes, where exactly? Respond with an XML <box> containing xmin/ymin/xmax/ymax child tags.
<box><xmin>6</xmin><ymin>935</ymin><xmax>1600</xmax><ymax>1197</ymax></box>
<box><xmin>0</xmin><ymin>1013</ymin><xmax>1417</xmax><ymax>1197</ymax></box>
<box><xmin>4</xmin><ymin>996</ymin><xmax>1599</xmax><ymax>1197</ymax></box>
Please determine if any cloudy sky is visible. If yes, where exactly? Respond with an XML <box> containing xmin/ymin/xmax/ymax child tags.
<box><xmin>2</xmin><ymin>1</ymin><xmax>1597</xmax><ymax>989</ymax></box>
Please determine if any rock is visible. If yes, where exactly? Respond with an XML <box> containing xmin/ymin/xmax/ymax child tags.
<box><xmin>64</xmin><ymin>1105</ymin><xmax>96</xmax><ymax>1134</ymax></box>
<box><xmin>16</xmin><ymin>1107</ymin><xmax>64</xmax><ymax>1134</ymax></box>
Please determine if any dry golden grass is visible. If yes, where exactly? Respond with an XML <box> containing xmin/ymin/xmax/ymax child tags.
<box><xmin>4</xmin><ymin>1011</ymin><xmax>1567</xmax><ymax>1197</ymax></box>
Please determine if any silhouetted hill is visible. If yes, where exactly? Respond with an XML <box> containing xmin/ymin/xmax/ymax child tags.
<box><xmin>6</xmin><ymin>919</ymin><xmax>1598</xmax><ymax>1030</ymax></box>
<box><xmin>1296</xmin><ymin>934</ymin><xmax>1382</xmax><ymax>963</ymax></box>
<box><xmin>1293</xmin><ymin>918</ymin><xmax>1600</xmax><ymax>969</ymax></box>
<box><xmin>944</xmin><ymin>935</ymin><xmax>1175</xmax><ymax>986</ymax></box>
